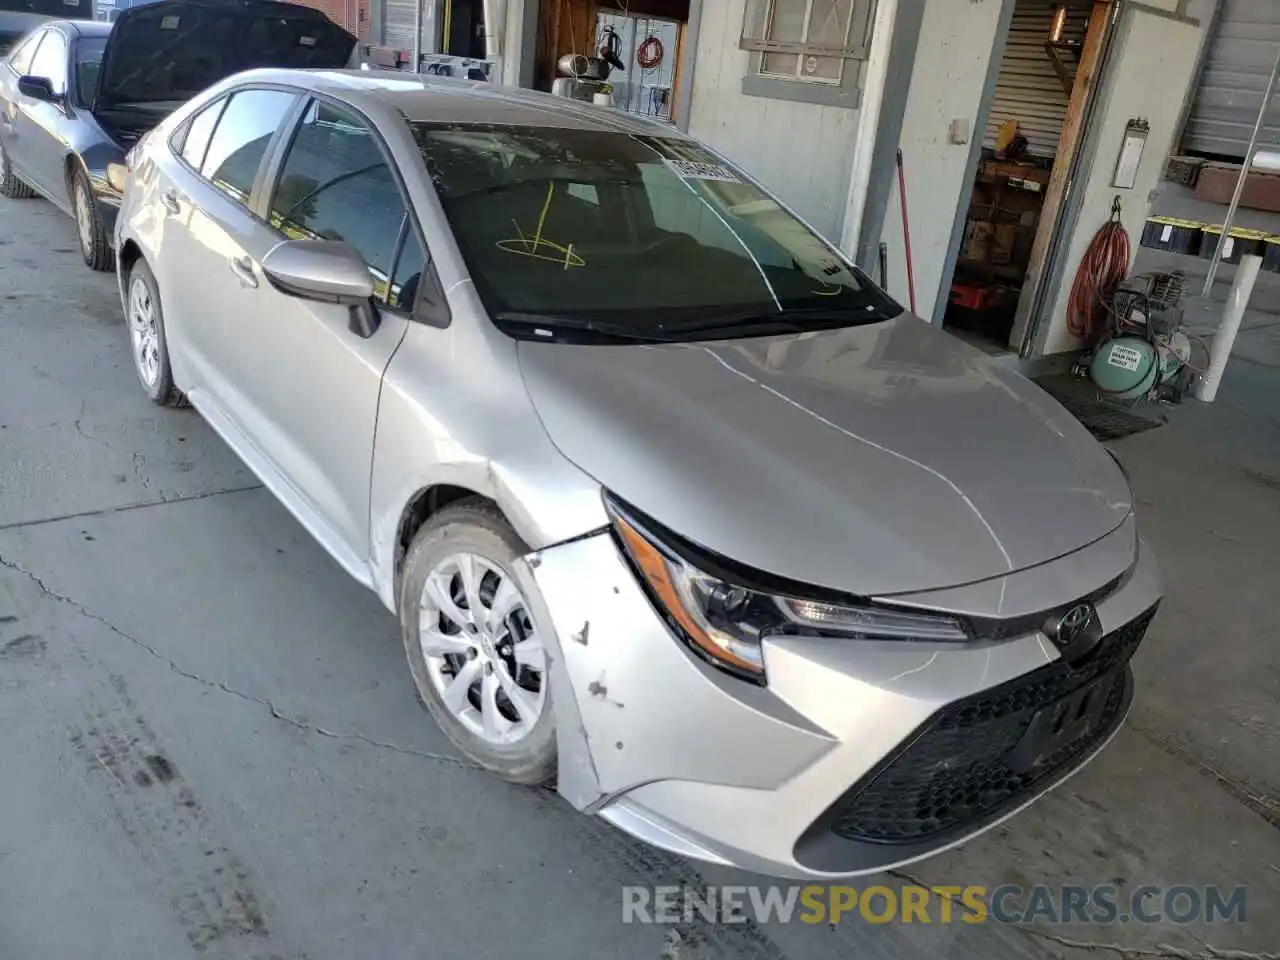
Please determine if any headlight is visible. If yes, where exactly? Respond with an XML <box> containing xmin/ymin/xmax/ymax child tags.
<box><xmin>605</xmin><ymin>494</ymin><xmax>970</xmax><ymax>684</ymax></box>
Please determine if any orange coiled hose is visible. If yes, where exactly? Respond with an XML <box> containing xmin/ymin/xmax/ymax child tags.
<box><xmin>1066</xmin><ymin>215</ymin><xmax>1131</xmax><ymax>346</ymax></box>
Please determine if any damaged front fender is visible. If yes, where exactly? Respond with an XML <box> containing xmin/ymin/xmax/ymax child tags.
<box><xmin>521</xmin><ymin>531</ymin><xmax>833</xmax><ymax>814</ymax></box>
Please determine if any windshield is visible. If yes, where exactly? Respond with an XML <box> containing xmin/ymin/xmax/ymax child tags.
<box><xmin>74</xmin><ymin>36</ymin><xmax>104</xmax><ymax>105</ymax></box>
<box><xmin>411</xmin><ymin>123</ymin><xmax>901</xmax><ymax>342</ymax></box>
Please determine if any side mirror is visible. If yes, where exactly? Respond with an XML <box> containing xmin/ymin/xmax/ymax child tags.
<box><xmin>18</xmin><ymin>75</ymin><xmax>59</xmax><ymax>102</ymax></box>
<box><xmin>261</xmin><ymin>240</ymin><xmax>380</xmax><ymax>338</ymax></box>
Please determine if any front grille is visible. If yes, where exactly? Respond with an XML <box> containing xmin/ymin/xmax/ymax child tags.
<box><xmin>823</xmin><ymin>606</ymin><xmax>1157</xmax><ymax>845</ymax></box>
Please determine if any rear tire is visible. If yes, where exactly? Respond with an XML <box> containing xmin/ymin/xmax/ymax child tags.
<box><xmin>0</xmin><ymin>141</ymin><xmax>35</xmax><ymax>199</ymax></box>
<box><xmin>399</xmin><ymin>500</ymin><xmax>558</xmax><ymax>786</ymax></box>
<box><xmin>72</xmin><ymin>167</ymin><xmax>114</xmax><ymax>272</ymax></box>
<box><xmin>125</xmin><ymin>259</ymin><xmax>189</xmax><ymax>409</ymax></box>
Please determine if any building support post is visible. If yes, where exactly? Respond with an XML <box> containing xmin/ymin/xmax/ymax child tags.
<box><xmin>838</xmin><ymin>0</ymin><xmax>899</xmax><ymax>261</ymax></box>
<box><xmin>1195</xmin><ymin>253</ymin><xmax>1262</xmax><ymax>403</ymax></box>
<box><xmin>411</xmin><ymin>0</ymin><xmax>423</xmax><ymax>70</ymax></box>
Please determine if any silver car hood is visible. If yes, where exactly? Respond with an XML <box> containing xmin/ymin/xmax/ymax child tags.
<box><xmin>516</xmin><ymin>316</ymin><xmax>1132</xmax><ymax>596</ymax></box>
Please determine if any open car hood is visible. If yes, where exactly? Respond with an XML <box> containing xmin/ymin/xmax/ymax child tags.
<box><xmin>95</xmin><ymin>0</ymin><xmax>356</xmax><ymax>108</ymax></box>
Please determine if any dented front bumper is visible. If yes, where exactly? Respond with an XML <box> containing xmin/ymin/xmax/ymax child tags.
<box><xmin>522</xmin><ymin>526</ymin><xmax>1161</xmax><ymax>880</ymax></box>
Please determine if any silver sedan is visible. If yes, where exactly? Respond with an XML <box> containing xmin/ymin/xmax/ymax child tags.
<box><xmin>113</xmin><ymin>68</ymin><xmax>1162</xmax><ymax>879</ymax></box>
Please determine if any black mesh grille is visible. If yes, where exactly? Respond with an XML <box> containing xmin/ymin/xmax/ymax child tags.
<box><xmin>825</xmin><ymin>606</ymin><xmax>1157</xmax><ymax>845</ymax></box>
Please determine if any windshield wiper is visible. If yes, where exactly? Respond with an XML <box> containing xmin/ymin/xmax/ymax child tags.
<box><xmin>656</xmin><ymin>304</ymin><xmax>893</xmax><ymax>336</ymax></box>
<box><xmin>492</xmin><ymin>312</ymin><xmax>672</xmax><ymax>344</ymax></box>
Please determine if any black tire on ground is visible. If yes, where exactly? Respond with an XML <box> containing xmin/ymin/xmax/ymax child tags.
<box><xmin>0</xmin><ymin>141</ymin><xmax>35</xmax><ymax>199</ymax></box>
<box><xmin>125</xmin><ymin>259</ymin><xmax>189</xmax><ymax>409</ymax></box>
<box><xmin>71</xmin><ymin>166</ymin><xmax>114</xmax><ymax>272</ymax></box>
<box><xmin>398</xmin><ymin>499</ymin><xmax>558</xmax><ymax>786</ymax></box>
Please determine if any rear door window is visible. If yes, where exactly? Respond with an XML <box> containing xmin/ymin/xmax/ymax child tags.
<box><xmin>178</xmin><ymin>97</ymin><xmax>226</xmax><ymax>171</ymax></box>
<box><xmin>199</xmin><ymin>88</ymin><xmax>297</xmax><ymax>205</ymax></box>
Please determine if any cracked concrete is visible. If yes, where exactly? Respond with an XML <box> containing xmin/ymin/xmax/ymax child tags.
<box><xmin>2</xmin><ymin>184</ymin><xmax>1277</xmax><ymax>958</ymax></box>
<box><xmin>0</xmin><ymin>549</ymin><xmax>482</xmax><ymax>773</ymax></box>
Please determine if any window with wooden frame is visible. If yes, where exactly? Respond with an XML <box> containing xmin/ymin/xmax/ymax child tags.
<box><xmin>739</xmin><ymin>0</ymin><xmax>874</xmax><ymax>107</ymax></box>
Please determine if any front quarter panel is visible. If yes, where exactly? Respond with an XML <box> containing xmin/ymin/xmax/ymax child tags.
<box><xmin>366</xmin><ymin>285</ymin><xmax>610</xmax><ymax>613</ymax></box>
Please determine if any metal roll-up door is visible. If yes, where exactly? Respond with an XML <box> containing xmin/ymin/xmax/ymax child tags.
<box><xmin>384</xmin><ymin>0</ymin><xmax>426</xmax><ymax>50</ymax></box>
<box><xmin>1182</xmin><ymin>0</ymin><xmax>1280</xmax><ymax>160</ymax></box>
<box><xmin>383</xmin><ymin>0</ymin><xmax>415</xmax><ymax>49</ymax></box>
<box><xmin>984</xmin><ymin>0</ymin><xmax>1095</xmax><ymax>160</ymax></box>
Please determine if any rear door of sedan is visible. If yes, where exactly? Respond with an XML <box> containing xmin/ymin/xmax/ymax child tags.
<box><xmin>2</xmin><ymin>24</ymin><xmax>65</xmax><ymax>198</ymax></box>
<box><xmin>0</xmin><ymin>28</ymin><xmax>43</xmax><ymax>175</ymax></box>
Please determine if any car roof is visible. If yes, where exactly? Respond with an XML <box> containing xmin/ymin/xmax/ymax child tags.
<box><xmin>230</xmin><ymin>68</ymin><xmax>692</xmax><ymax>137</ymax></box>
<box><xmin>42</xmin><ymin>19</ymin><xmax>112</xmax><ymax>38</ymax></box>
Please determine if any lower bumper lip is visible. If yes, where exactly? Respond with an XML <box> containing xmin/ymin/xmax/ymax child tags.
<box><xmin>527</xmin><ymin>527</ymin><xmax>1163</xmax><ymax>879</ymax></box>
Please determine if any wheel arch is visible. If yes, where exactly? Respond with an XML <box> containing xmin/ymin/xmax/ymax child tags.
<box><xmin>393</xmin><ymin>483</ymin><xmax>504</xmax><ymax>607</ymax></box>
<box><xmin>117</xmin><ymin>237</ymin><xmax>144</xmax><ymax>276</ymax></box>
<box><xmin>62</xmin><ymin>151</ymin><xmax>84</xmax><ymax>199</ymax></box>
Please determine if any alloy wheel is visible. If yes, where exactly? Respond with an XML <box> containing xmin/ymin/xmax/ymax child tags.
<box><xmin>128</xmin><ymin>274</ymin><xmax>161</xmax><ymax>390</ymax></box>
<box><xmin>0</xmin><ymin>146</ymin><xmax>8</xmax><ymax>187</ymax></box>
<box><xmin>418</xmin><ymin>552</ymin><xmax>547</xmax><ymax>745</ymax></box>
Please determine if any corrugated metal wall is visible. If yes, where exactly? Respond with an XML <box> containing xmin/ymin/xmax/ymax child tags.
<box><xmin>1182</xmin><ymin>0</ymin><xmax>1280</xmax><ymax>159</ymax></box>
<box><xmin>383</xmin><ymin>0</ymin><xmax>420</xmax><ymax>49</ymax></box>
<box><xmin>984</xmin><ymin>0</ymin><xmax>1094</xmax><ymax>160</ymax></box>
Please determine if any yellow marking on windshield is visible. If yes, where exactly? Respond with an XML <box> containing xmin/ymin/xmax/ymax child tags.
<box><xmin>496</xmin><ymin>182</ymin><xmax>586</xmax><ymax>269</ymax></box>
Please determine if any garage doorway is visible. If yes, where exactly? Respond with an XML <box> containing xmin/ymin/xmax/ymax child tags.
<box><xmin>939</xmin><ymin>0</ymin><xmax>1114</xmax><ymax>356</ymax></box>
<box><xmin>440</xmin><ymin>0</ymin><xmax>488</xmax><ymax>58</ymax></box>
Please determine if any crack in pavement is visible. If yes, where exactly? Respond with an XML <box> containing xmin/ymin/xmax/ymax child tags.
<box><xmin>72</xmin><ymin>399</ymin><xmax>95</xmax><ymax>442</ymax></box>
<box><xmin>886</xmin><ymin>871</ymin><xmax>1275</xmax><ymax>960</ymax></box>
<box><xmin>0</xmin><ymin>550</ymin><xmax>482</xmax><ymax>773</ymax></box>
<box><xmin>0</xmin><ymin>483</ymin><xmax>265</xmax><ymax>532</ymax></box>
<box><xmin>1018</xmin><ymin>930</ymin><xmax>1278</xmax><ymax>960</ymax></box>
<box><xmin>1128</xmin><ymin>723</ymin><xmax>1280</xmax><ymax>830</ymax></box>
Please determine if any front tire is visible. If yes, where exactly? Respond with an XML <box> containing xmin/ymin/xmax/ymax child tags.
<box><xmin>72</xmin><ymin>167</ymin><xmax>114</xmax><ymax>272</ymax></box>
<box><xmin>125</xmin><ymin>259</ymin><xmax>188</xmax><ymax>408</ymax></box>
<box><xmin>0</xmin><ymin>141</ymin><xmax>35</xmax><ymax>199</ymax></box>
<box><xmin>399</xmin><ymin>500</ymin><xmax>557</xmax><ymax>785</ymax></box>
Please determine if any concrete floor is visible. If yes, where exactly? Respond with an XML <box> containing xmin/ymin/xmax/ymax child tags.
<box><xmin>1</xmin><ymin>195</ymin><xmax>1277</xmax><ymax>959</ymax></box>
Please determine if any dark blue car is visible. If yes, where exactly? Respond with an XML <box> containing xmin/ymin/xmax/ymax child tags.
<box><xmin>0</xmin><ymin>0</ymin><xmax>356</xmax><ymax>271</ymax></box>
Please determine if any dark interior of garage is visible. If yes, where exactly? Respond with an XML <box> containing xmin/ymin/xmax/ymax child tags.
<box><xmin>943</xmin><ymin>0</ymin><xmax>1109</xmax><ymax>354</ymax></box>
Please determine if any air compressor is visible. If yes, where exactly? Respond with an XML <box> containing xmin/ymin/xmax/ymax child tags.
<box><xmin>1074</xmin><ymin>271</ymin><xmax>1197</xmax><ymax>402</ymax></box>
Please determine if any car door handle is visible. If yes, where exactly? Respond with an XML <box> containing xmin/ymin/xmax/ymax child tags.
<box><xmin>228</xmin><ymin>255</ymin><xmax>258</xmax><ymax>289</ymax></box>
<box><xmin>161</xmin><ymin>190</ymin><xmax>181</xmax><ymax>215</ymax></box>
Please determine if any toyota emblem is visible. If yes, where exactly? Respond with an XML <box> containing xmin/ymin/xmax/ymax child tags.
<box><xmin>1056</xmin><ymin>604</ymin><xmax>1093</xmax><ymax>645</ymax></box>
<box><xmin>1045</xmin><ymin>602</ymin><xmax>1103</xmax><ymax>660</ymax></box>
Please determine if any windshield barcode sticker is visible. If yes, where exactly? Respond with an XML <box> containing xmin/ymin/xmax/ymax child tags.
<box><xmin>664</xmin><ymin>158</ymin><xmax>742</xmax><ymax>183</ymax></box>
<box><xmin>160</xmin><ymin>15</ymin><xmax>180</xmax><ymax>29</ymax></box>
<box><xmin>299</xmin><ymin>35</ymin><xmax>317</xmax><ymax>46</ymax></box>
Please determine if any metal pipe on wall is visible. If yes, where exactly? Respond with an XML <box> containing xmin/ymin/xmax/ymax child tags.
<box><xmin>1200</xmin><ymin>44</ymin><xmax>1280</xmax><ymax>298</ymax></box>
<box><xmin>411</xmin><ymin>0</ymin><xmax>423</xmax><ymax>69</ymax></box>
<box><xmin>483</xmin><ymin>0</ymin><xmax>505</xmax><ymax>60</ymax></box>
